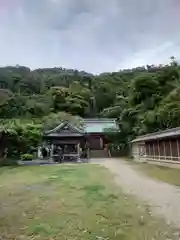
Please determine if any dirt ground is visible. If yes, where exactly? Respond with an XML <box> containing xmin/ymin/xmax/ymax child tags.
<box><xmin>100</xmin><ymin>158</ymin><xmax>180</xmax><ymax>227</ymax></box>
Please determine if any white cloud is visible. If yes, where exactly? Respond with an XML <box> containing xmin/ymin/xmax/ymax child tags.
<box><xmin>0</xmin><ymin>0</ymin><xmax>179</xmax><ymax>73</ymax></box>
<box><xmin>120</xmin><ymin>41</ymin><xmax>176</xmax><ymax>69</ymax></box>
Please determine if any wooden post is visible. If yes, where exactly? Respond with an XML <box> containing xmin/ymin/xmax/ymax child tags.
<box><xmin>157</xmin><ymin>140</ymin><xmax>160</xmax><ymax>161</ymax></box>
<box><xmin>163</xmin><ymin>141</ymin><xmax>166</xmax><ymax>161</ymax></box>
<box><xmin>144</xmin><ymin>143</ymin><xmax>147</xmax><ymax>161</ymax></box>
<box><xmin>152</xmin><ymin>142</ymin><xmax>155</xmax><ymax>160</ymax></box>
<box><xmin>77</xmin><ymin>143</ymin><xmax>81</xmax><ymax>163</ymax></box>
<box><xmin>50</xmin><ymin>144</ymin><xmax>54</xmax><ymax>162</ymax></box>
<box><xmin>148</xmin><ymin>144</ymin><xmax>151</xmax><ymax>159</ymax></box>
<box><xmin>169</xmin><ymin>140</ymin><xmax>172</xmax><ymax>161</ymax></box>
<box><xmin>37</xmin><ymin>146</ymin><xmax>42</xmax><ymax>159</ymax></box>
<box><xmin>135</xmin><ymin>144</ymin><xmax>137</xmax><ymax>160</ymax></box>
<box><xmin>177</xmin><ymin>139</ymin><xmax>180</xmax><ymax>161</ymax></box>
<box><xmin>133</xmin><ymin>143</ymin><xmax>139</xmax><ymax>160</ymax></box>
<box><xmin>135</xmin><ymin>144</ymin><xmax>138</xmax><ymax>160</ymax></box>
<box><xmin>100</xmin><ymin>137</ymin><xmax>103</xmax><ymax>149</ymax></box>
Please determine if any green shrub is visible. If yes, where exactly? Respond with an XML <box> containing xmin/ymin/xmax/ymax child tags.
<box><xmin>0</xmin><ymin>158</ymin><xmax>18</xmax><ymax>166</ymax></box>
<box><xmin>21</xmin><ymin>154</ymin><xmax>34</xmax><ymax>161</ymax></box>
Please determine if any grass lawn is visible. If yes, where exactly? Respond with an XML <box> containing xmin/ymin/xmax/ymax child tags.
<box><xmin>132</xmin><ymin>162</ymin><xmax>180</xmax><ymax>187</ymax></box>
<box><xmin>0</xmin><ymin>164</ymin><xmax>178</xmax><ymax>240</ymax></box>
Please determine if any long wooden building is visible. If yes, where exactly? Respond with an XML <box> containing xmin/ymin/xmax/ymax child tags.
<box><xmin>132</xmin><ymin>127</ymin><xmax>180</xmax><ymax>163</ymax></box>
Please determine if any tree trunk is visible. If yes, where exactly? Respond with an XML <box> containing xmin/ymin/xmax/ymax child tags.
<box><xmin>0</xmin><ymin>132</ymin><xmax>7</xmax><ymax>158</ymax></box>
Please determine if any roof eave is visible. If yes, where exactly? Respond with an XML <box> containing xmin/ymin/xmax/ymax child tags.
<box><xmin>132</xmin><ymin>132</ymin><xmax>180</xmax><ymax>143</ymax></box>
<box><xmin>45</xmin><ymin>122</ymin><xmax>84</xmax><ymax>135</ymax></box>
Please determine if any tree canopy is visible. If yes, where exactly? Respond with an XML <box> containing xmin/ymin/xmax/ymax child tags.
<box><xmin>1</xmin><ymin>58</ymin><xmax>180</xmax><ymax>161</ymax></box>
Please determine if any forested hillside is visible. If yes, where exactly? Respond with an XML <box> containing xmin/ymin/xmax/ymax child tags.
<box><xmin>0</xmin><ymin>58</ymin><xmax>180</xmax><ymax>161</ymax></box>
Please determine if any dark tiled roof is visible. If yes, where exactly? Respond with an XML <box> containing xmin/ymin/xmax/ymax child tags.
<box><xmin>46</xmin><ymin>133</ymin><xmax>83</xmax><ymax>137</ymax></box>
<box><xmin>132</xmin><ymin>127</ymin><xmax>180</xmax><ymax>143</ymax></box>
<box><xmin>83</xmin><ymin>118</ymin><xmax>118</xmax><ymax>133</ymax></box>
<box><xmin>45</xmin><ymin>118</ymin><xmax>119</xmax><ymax>136</ymax></box>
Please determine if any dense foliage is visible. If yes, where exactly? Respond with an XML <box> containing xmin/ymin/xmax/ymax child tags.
<box><xmin>0</xmin><ymin>58</ymin><xmax>180</xmax><ymax>161</ymax></box>
<box><xmin>0</xmin><ymin>113</ymin><xmax>82</xmax><ymax>164</ymax></box>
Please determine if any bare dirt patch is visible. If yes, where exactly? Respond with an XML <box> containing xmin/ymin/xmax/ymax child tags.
<box><xmin>101</xmin><ymin>159</ymin><xmax>180</xmax><ymax>227</ymax></box>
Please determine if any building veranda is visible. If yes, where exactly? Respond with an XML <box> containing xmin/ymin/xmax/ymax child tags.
<box><xmin>132</xmin><ymin>127</ymin><xmax>180</xmax><ymax>164</ymax></box>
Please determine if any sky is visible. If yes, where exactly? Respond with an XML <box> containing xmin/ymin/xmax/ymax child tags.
<box><xmin>0</xmin><ymin>0</ymin><xmax>180</xmax><ymax>73</ymax></box>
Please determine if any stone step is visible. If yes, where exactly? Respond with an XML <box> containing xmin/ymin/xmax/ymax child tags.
<box><xmin>90</xmin><ymin>149</ymin><xmax>109</xmax><ymax>158</ymax></box>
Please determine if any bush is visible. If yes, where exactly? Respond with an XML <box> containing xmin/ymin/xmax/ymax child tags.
<box><xmin>21</xmin><ymin>154</ymin><xmax>34</xmax><ymax>161</ymax></box>
<box><xmin>107</xmin><ymin>143</ymin><xmax>129</xmax><ymax>157</ymax></box>
<box><xmin>0</xmin><ymin>158</ymin><xmax>18</xmax><ymax>166</ymax></box>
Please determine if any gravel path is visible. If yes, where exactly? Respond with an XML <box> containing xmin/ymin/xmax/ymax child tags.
<box><xmin>100</xmin><ymin>158</ymin><xmax>180</xmax><ymax>227</ymax></box>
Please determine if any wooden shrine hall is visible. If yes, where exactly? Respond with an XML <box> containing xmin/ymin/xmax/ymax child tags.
<box><xmin>44</xmin><ymin>122</ymin><xmax>87</xmax><ymax>162</ymax></box>
<box><xmin>43</xmin><ymin>119</ymin><xmax>118</xmax><ymax>162</ymax></box>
